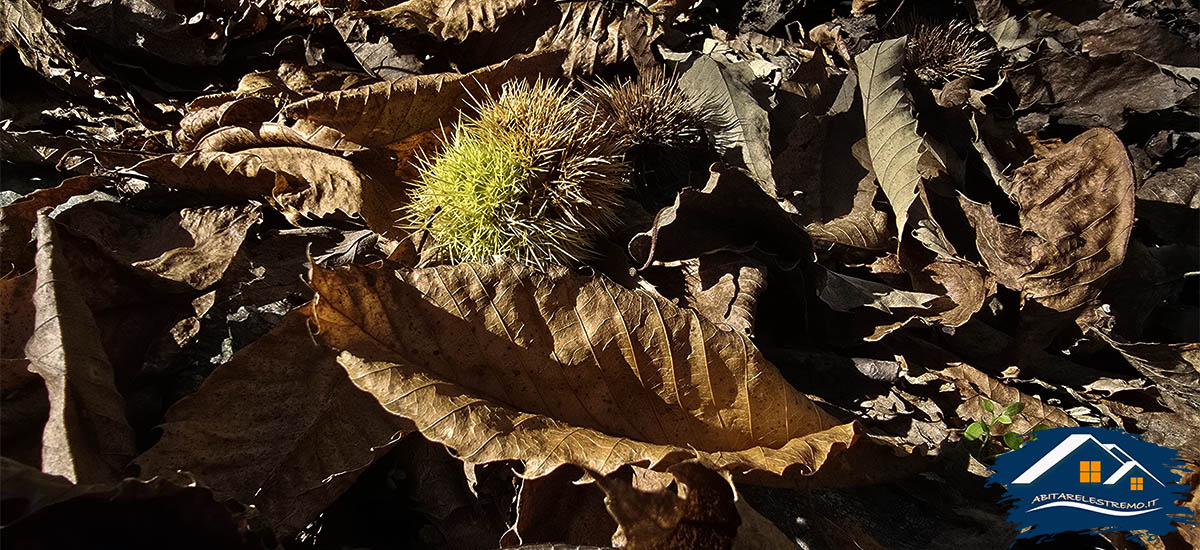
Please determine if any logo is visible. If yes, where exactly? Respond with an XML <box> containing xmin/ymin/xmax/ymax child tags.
<box><xmin>989</xmin><ymin>427</ymin><xmax>1193</xmax><ymax>542</ymax></box>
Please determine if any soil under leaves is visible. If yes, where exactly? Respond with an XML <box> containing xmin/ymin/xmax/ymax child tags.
<box><xmin>1</xmin><ymin>0</ymin><xmax>1198</xmax><ymax>549</ymax></box>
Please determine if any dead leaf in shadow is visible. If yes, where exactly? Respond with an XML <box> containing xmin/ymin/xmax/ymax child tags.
<box><xmin>859</xmin><ymin>242</ymin><xmax>997</xmax><ymax>340</ymax></box>
<box><xmin>0</xmin><ymin>175</ymin><xmax>109</xmax><ymax>274</ymax></box>
<box><xmin>816</xmin><ymin>267</ymin><xmax>941</xmax><ymax>315</ymax></box>
<box><xmin>0</xmin><ymin>271</ymin><xmax>48</xmax><ymax>467</ymax></box>
<box><xmin>1089</xmin><ymin>330</ymin><xmax>1200</xmax><ymax>421</ymax></box>
<box><xmin>0</xmin><ymin>0</ymin><xmax>127</xmax><ymax>109</ymax></box>
<box><xmin>309</xmin><ymin>260</ymin><xmax>889</xmax><ymax>483</ymax></box>
<box><xmin>502</xmin><ymin>465</ymin><xmax>617</xmax><ymax>548</ymax></box>
<box><xmin>360</xmin><ymin>0</ymin><xmax>533</xmax><ymax>43</ymax></box>
<box><xmin>176</xmin><ymin>97</ymin><xmax>279</xmax><ymax>150</ymax></box>
<box><xmin>56</xmin><ymin>201</ymin><xmax>262</xmax><ymax>290</ymax></box>
<box><xmin>82</xmin><ymin>147</ymin><xmax>405</xmax><ymax>236</ymax></box>
<box><xmin>25</xmin><ymin>215</ymin><xmax>137</xmax><ymax>483</ymax></box>
<box><xmin>805</xmin><ymin>171</ymin><xmax>891</xmax><ymax>252</ymax></box>
<box><xmin>629</xmin><ymin>164</ymin><xmax>811</xmax><ymax>270</ymax></box>
<box><xmin>384</xmin><ymin>435</ymin><xmax>511</xmax><ymax>548</ymax></box>
<box><xmin>312</xmin><ymin>0</ymin><xmax>427</xmax><ymax>81</ymax></box>
<box><xmin>676</xmin><ymin>53</ymin><xmax>777</xmax><ymax>197</ymax></box>
<box><xmin>282</xmin><ymin>49</ymin><xmax>567</xmax><ymax>149</ymax></box>
<box><xmin>647</xmin><ymin>252</ymin><xmax>768</xmax><ymax>335</ymax></box>
<box><xmin>534</xmin><ymin>1</ymin><xmax>656</xmax><ymax>76</ymax></box>
<box><xmin>1078</xmin><ymin>10</ymin><xmax>1200</xmax><ymax>66</ymax></box>
<box><xmin>1136</xmin><ymin>157</ymin><xmax>1200</xmax><ymax>243</ymax></box>
<box><xmin>134</xmin><ymin>309</ymin><xmax>410</xmax><ymax>538</ymax></box>
<box><xmin>959</xmin><ymin>128</ymin><xmax>1135</xmax><ymax>312</ymax></box>
<box><xmin>1009</xmin><ymin>51</ymin><xmax>1197</xmax><ymax>129</ymax></box>
<box><xmin>597</xmin><ymin>461</ymin><xmax>740</xmax><ymax>550</ymax></box>
<box><xmin>934</xmin><ymin>363</ymin><xmax>1077</xmax><ymax>435</ymax></box>
<box><xmin>0</xmin><ymin>457</ymin><xmax>261</xmax><ymax>549</ymax></box>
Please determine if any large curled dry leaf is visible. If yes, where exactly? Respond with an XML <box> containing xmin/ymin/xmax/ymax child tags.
<box><xmin>134</xmin><ymin>310</ymin><xmax>410</xmax><ymax>537</ymax></box>
<box><xmin>25</xmin><ymin>215</ymin><xmax>136</xmax><ymax>483</ymax></box>
<box><xmin>958</xmin><ymin>128</ymin><xmax>1135</xmax><ymax>312</ymax></box>
<box><xmin>309</xmin><ymin>260</ymin><xmax>877</xmax><ymax>482</ymax></box>
<box><xmin>855</xmin><ymin>37</ymin><xmax>929</xmax><ymax>236</ymax></box>
<box><xmin>282</xmin><ymin>49</ymin><xmax>567</xmax><ymax>148</ymax></box>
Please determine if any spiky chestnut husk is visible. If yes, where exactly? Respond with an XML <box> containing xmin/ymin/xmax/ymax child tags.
<box><xmin>581</xmin><ymin>67</ymin><xmax>710</xmax><ymax>150</ymax></box>
<box><xmin>906</xmin><ymin>20</ymin><xmax>995</xmax><ymax>84</ymax></box>
<box><xmin>406</xmin><ymin>79</ymin><xmax>629</xmax><ymax>268</ymax></box>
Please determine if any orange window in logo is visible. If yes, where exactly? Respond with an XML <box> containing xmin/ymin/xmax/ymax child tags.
<box><xmin>1131</xmin><ymin>477</ymin><xmax>1144</xmax><ymax>491</ymax></box>
<box><xmin>1079</xmin><ymin>461</ymin><xmax>1101</xmax><ymax>483</ymax></box>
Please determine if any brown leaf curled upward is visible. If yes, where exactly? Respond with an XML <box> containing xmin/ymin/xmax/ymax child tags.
<box><xmin>310</xmin><ymin>260</ymin><xmax>869</xmax><ymax>482</ymax></box>
<box><xmin>959</xmin><ymin>128</ymin><xmax>1135</xmax><ymax>311</ymax></box>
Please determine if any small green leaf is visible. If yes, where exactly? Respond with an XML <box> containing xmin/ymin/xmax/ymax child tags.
<box><xmin>1003</xmin><ymin>402</ymin><xmax>1025</xmax><ymax>417</ymax></box>
<box><xmin>964</xmin><ymin>422</ymin><xmax>986</xmax><ymax>440</ymax></box>
<box><xmin>1031</xmin><ymin>424</ymin><xmax>1050</xmax><ymax>432</ymax></box>
<box><xmin>1003</xmin><ymin>432</ymin><xmax>1023</xmax><ymax>450</ymax></box>
<box><xmin>995</xmin><ymin>415</ymin><xmax>1013</xmax><ymax>424</ymax></box>
<box><xmin>981</xmin><ymin>398</ymin><xmax>995</xmax><ymax>413</ymax></box>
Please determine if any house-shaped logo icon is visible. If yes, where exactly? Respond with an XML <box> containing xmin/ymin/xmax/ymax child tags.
<box><xmin>988</xmin><ymin>427</ymin><xmax>1192</xmax><ymax>541</ymax></box>
<box><xmin>1011</xmin><ymin>433</ymin><xmax>1165</xmax><ymax>489</ymax></box>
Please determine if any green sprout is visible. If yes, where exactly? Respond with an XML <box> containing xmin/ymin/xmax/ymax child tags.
<box><xmin>962</xmin><ymin>398</ymin><xmax>1049</xmax><ymax>459</ymax></box>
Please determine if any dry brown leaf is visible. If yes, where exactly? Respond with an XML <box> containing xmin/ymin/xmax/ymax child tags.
<box><xmin>629</xmin><ymin>165</ymin><xmax>811</xmax><ymax>270</ymax></box>
<box><xmin>0</xmin><ymin>272</ymin><xmax>48</xmax><ymax>467</ymax></box>
<box><xmin>857</xmin><ymin>243</ymin><xmax>998</xmax><ymax>340</ymax></box>
<box><xmin>934</xmin><ymin>363</ymin><xmax>1076</xmax><ymax>435</ymax></box>
<box><xmin>851</xmin><ymin>0</ymin><xmax>881</xmax><ymax>15</ymax></box>
<box><xmin>131</xmin><ymin>205</ymin><xmax>261</xmax><ymax>289</ymax></box>
<box><xmin>194</xmin><ymin>121</ymin><xmax>364</xmax><ymax>154</ymax></box>
<box><xmin>118</xmin><ymin>150</ymin><xmax>278</xmax><ymax>201</ymax></box>
<box><xmin>805</xmin><ymin>173</ymin><xmax>891</xmax><ymax>251</ymax></box>
<box><xmin>362</xmin><ymin>0</ymin><xmax>533</xmax><ymax>43</ymax></box>
<box><xmin>1010</xmin><ymin>51</ymin><xmax>1197</xmax><ymax>129</ymax></box>
<box><xmin>672</xmin><ymin>253</ymin><xmax>767</xmax><ymax>335</ymax></box>
<box><xmin>134</xmin><ymin>310</ymin><xmax>410</xmax><ymax>537</ymax></box>
<box><xmin>25</xmin><ymin>215</ymin><xmax>136</xmax><ymax>483</ymax></box>
<box><xmin>959</xmin><ymin>128</ymin><xmax>1135</xmax><ymax>312</ymax></box>
<box><xmin>502</xmin><ymin>465</ymin><xmax>617</xmax><ymax>547</ymax></box>
<box><xmin>309</xmin><ymin>260</ymin><xmax>881</xmax><ymax>482</ymax></box>
<box><xmin>176</xmin><ymin>97</ymin><xmax>279</xmax><ymax>150</ymax></box>
<box><xmin>252</xmin><ymin>147</ymin><xmax>406</xmax><ymax>236</ymax></box>
<box><xmin>598</xmin><ymin>462</ymin><xmax>740</xmax><ymax>550</ymax></box>
<box><xmin>107</xmin><ymin>146</ymin><xmax>404</xmax><ymax>236</ymax></box>
<box><xmin>282</xmin><ymin>49</ymin><xmax>567</xmax><ymax>148</ymax></box>
<box><xmin>0</xmin><ymin>175</ymin><xmax>109</xmax><ymax>274</ymax></box>
<box><xmin>535</xmin><ymin>1</ymin><xmax>655</xmax><ymax>76</ymax></box>
<box><xmin>58</xmin><ymin>203</ymin><xmax>262</xmax><ymax>291</ymax></box>
<box><xmin>1090</xmin><ymin>330</ymin><xmax>1200</xmax><ymax>419</ymax></box>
